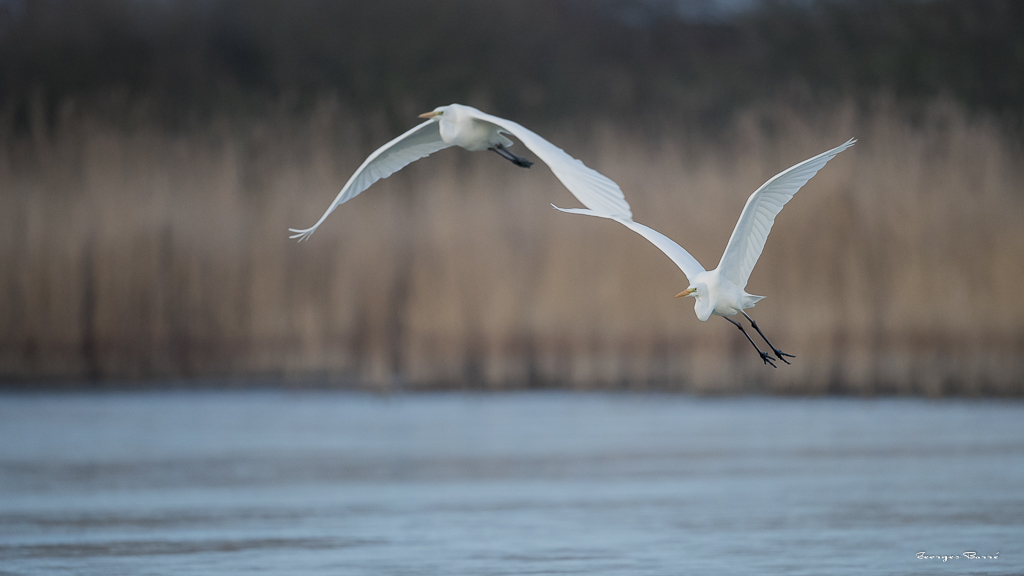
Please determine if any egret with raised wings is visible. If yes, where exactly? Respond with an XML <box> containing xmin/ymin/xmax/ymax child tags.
<box><xmin>289</xmin><ymin>104</ymin><xmax>631</xmax><ymax>241</ymax></box>
<box><xmin>555</xmin><ymin>139</ymin><xmax>856</xmax><ymax>367</ymax></box>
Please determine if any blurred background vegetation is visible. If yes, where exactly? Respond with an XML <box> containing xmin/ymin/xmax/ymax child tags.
<box><xmin>4</xmin><ymin>0</ymin><xmax>1024</xmax><ymax>127</ymax></box>
<box><xmin>2</xmin><ymin>0</ymin><xmax>1023</xmax><ymax>393</ymax></box>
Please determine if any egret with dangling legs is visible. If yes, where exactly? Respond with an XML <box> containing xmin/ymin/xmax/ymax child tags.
<box><xmin>554</xmin><ymin>138</ymin><xmax>856</xmax><ymax>367</ymax></box>
<box><xmin>289</xmin><ymin>103</ymin><xmax>631</xmax><ymax>241</ymax></box>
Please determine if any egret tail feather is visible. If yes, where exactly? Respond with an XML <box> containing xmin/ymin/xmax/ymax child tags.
<box><xmin>744</xmin><ymin>294</ymin><xmax>766</xmax><ymax>308</ymax></box>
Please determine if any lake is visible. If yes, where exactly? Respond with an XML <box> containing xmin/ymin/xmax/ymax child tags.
<box><xmin>0</xmin><ymin>391</ymin><xmax>1020</xmax><ymax>575</ymax></box>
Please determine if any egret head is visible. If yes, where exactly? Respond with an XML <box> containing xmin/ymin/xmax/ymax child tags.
<box><xmin>418</xmin><ymin>106</ymin><xmax>448</xmax><ymax>119</ymax></box>
<box><xmin>674</xmin><ymin>285</ymin><xmax>703</xmax><ymax>299</ymax></box>
<box><xmin>675</xmin><ymin>284</ymin><xmax>712</xmax><ymax>321</ymax></box>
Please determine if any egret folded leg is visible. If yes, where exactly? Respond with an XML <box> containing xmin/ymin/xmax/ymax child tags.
<box><xmin>490</xmin><ymin>143</ymin><xmax>534</xmax><ymax>168</ymax></box>
<box><xmin>741</xmin><ymin>312</ymin><xmax>794</xmax><ymax>364</ymax></box>
<box><xmin>724</xmin><ymin>316</ymin><xmax>776</xmax><ymax>367</ymax></box>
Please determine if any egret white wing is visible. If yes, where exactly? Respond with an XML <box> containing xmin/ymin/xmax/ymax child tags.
<box><xmin>289</xmin><ymin>119</ymin><xmax>452</xmax><ymax>241</ymax></box>
<box><xmin>716</xmin><ymin>138</ymin><xmax>856</xmax><ymax>288</ymax></box>
<box><xmin>553</xmin><ymin>206</ymin><xmax>705</xmax><ymax>284</ymax></box>
<box><xmin>468</xmin><ymin>109</ymin><xmax>632</xmax><ymax>219</ymax></box>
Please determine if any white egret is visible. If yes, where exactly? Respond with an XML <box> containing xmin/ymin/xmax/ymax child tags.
<box><xmin>289</xmin><ymin>103</ymin><xmax>631</xmax><ymax>241</ymax></box>
<box><xmin>555</xmin><ymin>138</ymin><xmax>856</xmax><ymax>367</ymax></box>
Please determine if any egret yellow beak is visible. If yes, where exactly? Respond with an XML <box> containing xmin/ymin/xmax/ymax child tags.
<box><xmin>418</xmin><ymin>111</ymin><xmax>442</xmax><ymax>119</ymax></box>
<box><xmin>675</xmin><ymin>288</ymin><xmax>696</xmax><ymax>298</ymax></box>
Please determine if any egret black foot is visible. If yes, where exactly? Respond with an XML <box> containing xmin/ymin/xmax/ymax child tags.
<box><xmin>760</xmin><ymin>351</ymin><xmax>777</xmax><ymax>368</ymax></box>
<box><xmin>772</xmin><ymin>349</ymin><xmax>794</xmax><ymax>365</ymax></box>
<box><xmin>490</xmin><ymin>145</ymin><xmax>534</xmax><ymax>168</ymax></box>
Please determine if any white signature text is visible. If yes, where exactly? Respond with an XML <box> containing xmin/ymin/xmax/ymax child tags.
<box><xmin>917</xmin><ymin>551</ymin><xmax>999</xmax><ymax>562</ymax></box>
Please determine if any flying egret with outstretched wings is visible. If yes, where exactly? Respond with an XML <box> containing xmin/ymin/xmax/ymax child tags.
<box><xmin>290</xmin><ymin>103</ymin><xmax>631</xmax><ymax>241</ymax></box>
<box><xmin>555</xmin><ymin>138</ymin><xmax>856</xmax><ymax>366</ymax></box>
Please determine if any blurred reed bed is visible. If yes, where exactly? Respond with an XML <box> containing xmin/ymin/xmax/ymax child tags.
<box><xmin>1</xmin><ymin>99</ymin><xmax>1022</xmax><ymax>394</ymax></box>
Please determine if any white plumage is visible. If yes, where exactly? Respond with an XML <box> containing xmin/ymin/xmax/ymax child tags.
<box><xmin>555</xmin><ymin>138</ymin><xmax>856</xmax><ymax>366</ymax></box>
<box><xmin>289</xmin><ymin>103</ymin><xmax>631</xmax><ymax>241</ymax></box>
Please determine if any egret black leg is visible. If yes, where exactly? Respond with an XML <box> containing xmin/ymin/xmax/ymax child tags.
<box><xmin>490</xmin><ymin>144</ymin><xmax>533</xmax><ymax>168</ymax></box>
<box><xmin>741</xmin><ymin>311</ymin><xmax>794</xmax><ymax>364</ymax></box>
<box><xmin>724</xmin><ymin>316</ymin><xmax>776</xmax><ymax>367</ymax></box>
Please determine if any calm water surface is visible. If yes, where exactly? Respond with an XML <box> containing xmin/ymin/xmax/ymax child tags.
<box><xmin>0</xmin><ymin>391</ymin><xmax>1021</xmax><ymax>575</ymax></box>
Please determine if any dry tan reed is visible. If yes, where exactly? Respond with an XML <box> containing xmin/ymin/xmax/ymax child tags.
<box><xmin>2</xmin><ymin>99</ymin><xmax>1022</xmax><ymax>394</ymax></box>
